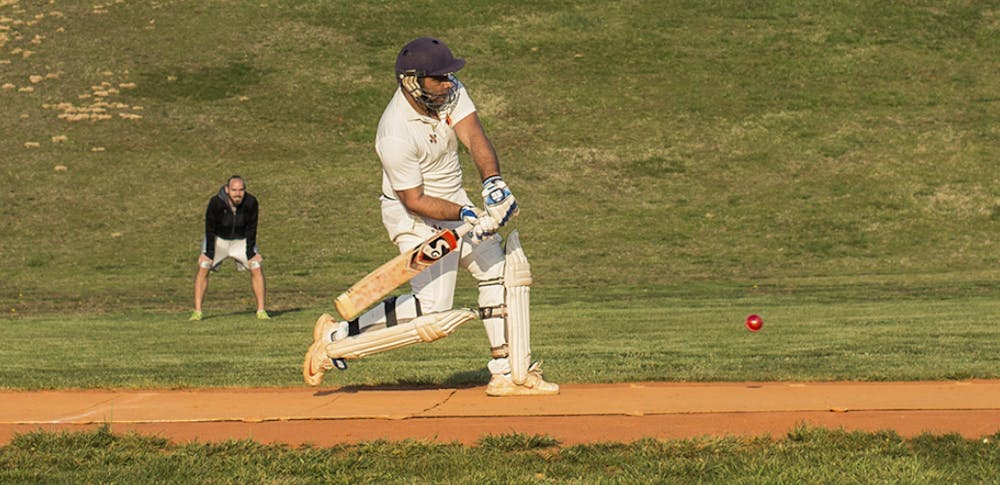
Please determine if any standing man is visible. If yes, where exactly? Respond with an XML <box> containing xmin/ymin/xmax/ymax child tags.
<box><xmin>190</xmin><ymin>175</ymin><xmax>270</xmax><ymax>321</ymax></box>
<box><xmin>304</xmin><ymin>37</ymin><xmax>558</xmax><ymax>396</ymax></box>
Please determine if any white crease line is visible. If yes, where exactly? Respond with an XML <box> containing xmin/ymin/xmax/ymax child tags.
<box><xmin>44</xmin><ymin>393</ymin><xmax>158</xmax><ymax>424</ymax></box>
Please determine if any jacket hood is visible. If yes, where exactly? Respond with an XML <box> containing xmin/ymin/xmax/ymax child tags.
<box><xmin>216</xmin><ymin>185</ymin><xmax>238</xmax><ymax>212</ymax></box>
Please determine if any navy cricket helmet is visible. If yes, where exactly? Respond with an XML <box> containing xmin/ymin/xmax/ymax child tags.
<box><xmin>395</xmin><ymin>37</ymin><xmax>465</xmax><ymax>112</ymax></box>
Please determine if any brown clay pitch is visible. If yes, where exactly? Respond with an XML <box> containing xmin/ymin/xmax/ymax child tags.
<box><xmin>2</xmin><ymin>381</ymin><xmax>998</xmax><ymax>446</ymax></box>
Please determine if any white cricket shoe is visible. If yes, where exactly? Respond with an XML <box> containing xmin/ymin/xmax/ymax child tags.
<box><xmin>486</xmin><ymin>362</ymin><xmax>560</xmax><ymax>397</ymax></box>
<box><xmin>303</xmin><ymin>313</ymin><xmax>344</xmax><ymax>386</ymax></box>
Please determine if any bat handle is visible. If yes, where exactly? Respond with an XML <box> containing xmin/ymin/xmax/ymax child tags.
<box><xmin>454</xmin><ymin>221</ymin><xmax>475</xmax><ymax>237</ymax></box>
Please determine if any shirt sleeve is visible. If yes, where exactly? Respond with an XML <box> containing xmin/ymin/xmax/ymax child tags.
<box><xmin>244</xmin><ymin>196</ymin><xmax>259</xmax><ymax>260</ymax></box>
<box><xmin>448</xmin><ymin>83</ymin><xmax>476</xmax><ymax>126</ymax></box>
<box><xmin>377</xmin><ymin>134</ymin><xmax>424</xmax><ymax>193</ymax></box>
<box><xmin>203</xmin><ymin>198</ymin><xmax>219</xmax><ymax>259</ymax></box>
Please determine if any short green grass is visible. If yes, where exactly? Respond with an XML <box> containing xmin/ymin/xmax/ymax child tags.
<box><xmin>2</xmin><ymin>279</ymin><xmax>998</xmax><ymax>389</ymax></box>
<box><xmin>2</xmin><ymin>0</ymin><xmax>998</xmax><ymax>316</ymax></box>
<box><xmin>2</xmin><ymin>426</ymin><xmax>999</xmax><ymax>484</ymax></box>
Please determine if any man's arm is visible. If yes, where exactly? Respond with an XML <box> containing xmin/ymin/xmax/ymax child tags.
<box><xmin>244</xmin><ymin>196</ymin><xmax>259</xmax><ymax>261</ymax></box>
<box><xmin>394</xmin><ymin>111</ymin><xmax>504</xmax><ymax>227</ymax></box>
<box><xmin>203</xmin><ymin>198</ymin><xmax>220</xmax><ymax>259</ymax></box>
<box><xmin>395</xmin><ymin>186</ymin><xmax>463</xmax><ymax>221</ymax></box>
<box><xmin>453</xmin><ymin>111</ymin><xmax>500</xmax><ymax>182</ymax></box>
<box><xmin>454</xmin><ymin>111</ymin><xmax>519</xmax><ymax>226</ymax></box>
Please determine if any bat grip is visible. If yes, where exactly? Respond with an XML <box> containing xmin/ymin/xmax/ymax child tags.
<box><xmin>454</xmin><ymin>221</ymin><xmax>475</xmax><ymax>237</ymax></box>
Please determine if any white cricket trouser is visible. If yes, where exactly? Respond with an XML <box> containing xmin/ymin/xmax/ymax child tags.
<box><xmin>381</xmin><ymin>196</ymin><xmax>509</xmax><ymax>374</ymax></box>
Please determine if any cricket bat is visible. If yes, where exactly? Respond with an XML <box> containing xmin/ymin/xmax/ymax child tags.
<box><xmin>334</xmin><ymin>222</ymin><xmax>474</xmax><ymax>321</ymax></box>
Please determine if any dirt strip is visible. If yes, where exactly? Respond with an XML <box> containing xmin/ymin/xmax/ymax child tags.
<box><xmin>2</xmin><ymin>381</ymin><xmax>998</xmax><ymax>446</ymax></box>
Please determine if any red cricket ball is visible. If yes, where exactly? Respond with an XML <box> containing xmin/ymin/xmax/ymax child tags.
<box><xmin>745</xmin><ymin>314</ymin><xmax>763</xmax><ymax>332</ymax></box>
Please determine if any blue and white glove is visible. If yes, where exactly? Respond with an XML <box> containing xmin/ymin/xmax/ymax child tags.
<box><xmin>481</xmin><ymin>175</ymin><xmax>518</xmax><ymax>226</ymax></box>
<box><xmin>460</xmin><ymin>205</ymin><xmax>499</xmax><ymax>241</ymax></box>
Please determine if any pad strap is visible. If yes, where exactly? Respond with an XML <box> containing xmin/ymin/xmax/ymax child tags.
<box><xmin>478</xmin><ymin>277</ymin><xmax>504</xmax><ymax>288</ymax></box>
<box><xmin>385</xmin><ymin>296</ymin><xmax>399</xmax><ymax>327</ymax></box>
<box><xmin>478</xmin><ymin>306</ymin><xmax>508</xmax><ymax>319</ymax></box>
<box><xmin>491</xmin><ymin>344</ymin><xmax>509</xmax><ymax>359</ymax></box>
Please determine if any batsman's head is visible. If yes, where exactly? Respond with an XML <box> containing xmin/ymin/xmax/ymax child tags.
<box><xmin>225</xmin><ymin>175</ymin><xmax>246</xmax><ymax>206</ymax></box>
<box><xmin>395</xmin><ymin>37</ymin><xmax>465</xmax><ymax>113</ymax></box>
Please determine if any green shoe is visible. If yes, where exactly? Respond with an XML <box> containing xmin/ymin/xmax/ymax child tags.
<box><xmin>188</xmin><ymin>310</ymin><xmax>203</xmax><ymax>321</ymax></box>
<box><xmin>256</xmin><ymin>310</ymin><xmax>271</xmax><ymax>320</ymax></box>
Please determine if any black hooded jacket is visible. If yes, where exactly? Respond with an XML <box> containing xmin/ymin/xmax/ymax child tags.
<box><xmin>203</xmin><ymin>185</ymin><xmax>259</xmax><ymax>260</ymax></box>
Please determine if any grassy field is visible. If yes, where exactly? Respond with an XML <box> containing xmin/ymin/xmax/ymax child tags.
<box><xmin>3</xmin><ymin>0</ymin><xmax>997</xmax><ymax>316</ymax></box>
<box><xmin>2</xmin><ymin>286</ymin><xmax>999</xmax><ymax>388</ymax></box>
<box><xmin>3</xmin><ymin>426</ymin><xmax>999</xmax><ymax>484</ymax></box>
<box><xmin>2</xmin><ymin>0</ymin><xmax>999</xmax><ymax>481</ymax></box>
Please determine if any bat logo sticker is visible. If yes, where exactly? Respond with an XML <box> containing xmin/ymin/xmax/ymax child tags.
<box><xmin>421</xmin><ymin>238</ymin><xmax>451</xmax><ymax>260</ymax></box>
<box><xmin>411</xmin><ymin>230</ymin><xmax>460</xmax><ymax>270</ymax></box>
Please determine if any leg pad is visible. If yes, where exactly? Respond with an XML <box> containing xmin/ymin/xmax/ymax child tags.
<box><xmin>504</xmin><ymin>230</ymin><xmax>532</xmax><ymax>385</ymax></box>
<box><xmin>324</xmin><ymin>308</ymin><xmax>477</xmax><ymax>360</ymax></box>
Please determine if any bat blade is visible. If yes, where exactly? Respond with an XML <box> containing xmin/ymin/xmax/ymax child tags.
<box><xmin>334</xmin><ymin>222</ymin><xmax>473</xmax><ymax>320</ymax></box>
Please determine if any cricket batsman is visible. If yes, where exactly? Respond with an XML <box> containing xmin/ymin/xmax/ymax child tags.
<box><xmin>304</xmin><ymin>37</ymin><xmax>558</xmax><ymax>396</ymax></box>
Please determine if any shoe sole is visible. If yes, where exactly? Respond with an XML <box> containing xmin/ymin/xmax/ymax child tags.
<box><xmin>302</xmin><ymin>314</ymin><xmax>338</xmax><ymax>386</ymax></box>
<box><xmin>486</xmin><ymin>385</ymin><xmax>560</xmax><ymax>397</ymax></box>
<box><xmin>303</xmin><ymin>340</ymin><xmax>329</xmax><ymax>386</ymax></box>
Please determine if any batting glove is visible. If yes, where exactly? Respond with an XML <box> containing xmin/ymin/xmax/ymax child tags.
<box><xmin>482</xmin><ymin>175</ymin><xmax>518</xmax><ymax>226</ymax></box>
<box><xmin>460</xmin><ymin>205</ymin><xmax>499</xmax><ymax>241</ymax></box>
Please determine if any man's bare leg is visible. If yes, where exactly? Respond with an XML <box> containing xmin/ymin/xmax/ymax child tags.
<box><xmin>191</xmin><ymin>256</ymin><xmax>212</xmax><ymax>320</ymax></box>
<box><xmin>251</xmin><ymin>268</ymin><xmax>266</xmax><ymax>307</ymax></box>
<box><xmin>249</xmin><ymin>257</ymin><xmax>269</xmax><ymax>319</ymax></box>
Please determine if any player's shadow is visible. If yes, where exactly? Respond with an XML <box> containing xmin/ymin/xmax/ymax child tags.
<box><xmin>196</xmin><ymin>308</ymin><xmax>302</xmax><ymax>320</ymax></box>
<box><xmin>312</xmin><ymin>368</ymin><xmax>490</xmax><ymax>396</ymax></box>
<box><xmin>260</xmin><ymin>308</ymin><xmax>300</xmax><ymax>318</ymax></box>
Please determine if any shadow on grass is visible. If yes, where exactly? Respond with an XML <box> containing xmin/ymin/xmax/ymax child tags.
<box><xmin>194</xmin><ymin>308</ymin><xmax>303</xmax><ymax>320</ymax></box>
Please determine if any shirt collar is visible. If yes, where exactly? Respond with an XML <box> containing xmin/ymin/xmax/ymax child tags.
<box><xmin>394</xmin><ymin>87</ymin><xmax>450</xmax><ymax>124</ymax></box>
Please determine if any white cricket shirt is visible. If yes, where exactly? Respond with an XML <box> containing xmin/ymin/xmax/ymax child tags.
<box><xmin>375</xmin><ymin>82</ymin><xmax>476</xmax><ymax>203</ymax></box>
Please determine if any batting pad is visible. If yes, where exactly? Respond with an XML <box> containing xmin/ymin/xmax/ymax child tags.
<box><xmin>504</xmin><ymin>230</ymin><xmax>532</xmax><ymax>385</ymax></box>
<box><xmin>324</xmin><ymin>308</ymin><xmax>477</xmax><ymax>360</ymax></box>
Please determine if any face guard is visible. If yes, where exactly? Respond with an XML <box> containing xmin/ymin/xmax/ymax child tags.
<box><xmin>395</xmin><ymin>37</ymin><xmax>466</xmax><ymax>114</ymax></box>
<box><xmin>399</xmin><ymin>72</ymin><xmax>460</xmax><ymax>113</ymax></box>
